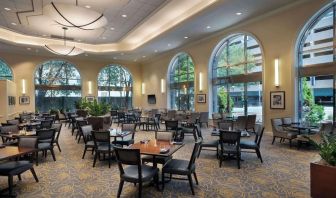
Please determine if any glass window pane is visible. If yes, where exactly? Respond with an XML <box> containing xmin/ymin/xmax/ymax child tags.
<box><xmin>247</xmin><ymin>82</ymin><xmax>263</xmax><ymax>122</ymax></box>
<box><xmin>0</xmin><ymin>60</ymin><xmax>13</xmax><ymax>80</ymax></box>
<box><xmin>229</xmin><ymin>83</ymin><xmax>245</xmax><ymax>117</ymax></box>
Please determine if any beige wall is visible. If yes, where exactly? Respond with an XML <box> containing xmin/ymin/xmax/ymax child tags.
<box><xmin>0</xmin><ymin>52</ymin><xmax>142</xmax><ymax>115</ymax></box>
<box><xmin>139</xmin><ymin>0</ymin><xmax>330</xmax><ymax>131</ymax></box>
<box><xmin>0</xmin><ymin>80</ymin><xmax>17</xmax><ymax>122</ymax></box>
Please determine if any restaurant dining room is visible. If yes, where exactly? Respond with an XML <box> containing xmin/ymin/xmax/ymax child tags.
<box><xmin>0</xmin><ymin>0</ymin><xmax>335</xmax><ymax>197</ymax></box>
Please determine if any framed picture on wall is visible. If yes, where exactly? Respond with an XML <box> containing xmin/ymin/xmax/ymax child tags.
<box><xmin>19</xmin><ymin>96</ymin><xmax>30</xmax><ymax>105</ymax></box>
<box><xmin>86</xmin><ymin>96</ymin><xmax>95</xmax><ymax>102</ymax></box>
<box><xmin>197</xmin><ymin>94</ymin><xmax>206</xmax><ymax>103</ymax></box>
<box><xmin>270</xmin><ymin>91</ymin><xmax>285</xmax><ymax>109</ymax></box>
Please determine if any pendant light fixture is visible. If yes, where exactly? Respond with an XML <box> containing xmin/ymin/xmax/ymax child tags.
<box><xmin>44</xmin><ymin>27</ymin><xmax>84</xmax><ymax>56</ymax></box>
<box><xmin>43</xmin><ymin>0</ymin><xmax>108</xmax><ymax>30</ymax></box>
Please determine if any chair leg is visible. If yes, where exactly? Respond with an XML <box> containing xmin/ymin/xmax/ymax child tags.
<box><xmin>117</xmin><ymin>180</ymin><xmax>124</xmax><ymax>198</ymax></box>
<box><xmin>30</xmin><ymin>168</ymin><xmax>39</xmax><ymax>182</ymax></box>
<box><xmin>82</xmin><ymin>147</ymin><xmax>87</xmax><ymax>159</ymax></box>
<box><xmin>36</xmin><ymin>152</ymin><xmax>39</xmax><ymax>166</ymax></box>
<box><xmin>93</xmin><ymin>152</ymin><xmax>98</xmax><ymax>167</ymax></box>
<box><xmin>18</xmin><ymin>174</ymin><xmax>22</xmax><ymax>181</ymax></box>
<box><xmin>193</xmin><ymin>172</ymin><xmax>199</xmax><ymax>185</ymax></box>
<box><xmin>272</xmin><ymin>136</ymin><xmax>276</xmax><ymax>144</ymax></box>
<box><xmin>108</xmin><ymin>152</ymin><xmax>111</xmax><ymax>168</ymax></box>
<box><xmin>50</xmin><ymin>149</ymin><xmax>56</xmax><ymax>161</ymax></box>
<box><xmin>155</xmin><ymin>172</ymin><xmax>159</xmax><ymax>191</ymax></box>
<box><xmin>187</xmin><ymin>174</ymin><xmax>195</xmax><ymax>195</ymax></box>
<box><xmin>138</xmin><ymin>181</ymin><xmax>142</xmax><ymax>198</ymax></box>
<box><xmin>289</xmin><ymin>139</ymin><xmax>292</xmax><ymax>148</ymax></box>
<box><xmin>8</xmin><ymin>175</ymin><xmax>13</xmax><ymax>196</ymax></box>
<box><xmin>161</xmin><ymin>172</ymin><xmax>165</xmax><ymax>191</ymax></box>
<box><xmin>256</xmin><ymin>148</ymin><xmax>263</xmax><ymax>163</ymax></box>
<box><xmin>197</xmin><ymin>147</ymin><xmax>202</xmax><ymax>158</ymax></box>
<box><xmin>56</xmin><ymin>142</ymin><xmax>61</xmax><ymax>152</ymax></box>
<box><xmin>237</xmin><ymin>154</ymin><xmax>241</xmax><ymax>169</ymax></box>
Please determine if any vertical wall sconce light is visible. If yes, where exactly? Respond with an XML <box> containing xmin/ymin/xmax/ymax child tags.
<box><xmin>88</xmin><ymin>81</ymin><xmax>92</xmax><ymax>95</ymax></box>
<box><xmin>22</xmin><ymin>79</ymin><xmax>26</xmax><ymax>95</ymax></box>
<box><xmin>141</xmin><ymin>82</ymin><xmax>145</xmax><ymax>95</ymax></box>
<box><xmin>161</xmin><ymin>78</ymin><xmax>165</xmax><ymax>93</ymax></box>
<box><xmin>274</xmin><ymin>58</ymin><xmax>280</xmax><ymax>87</ymax></box>
<box><xmin>199</xmin><ymin>72</ymin><xmax>203</xmax><ymax>92</ymax></box>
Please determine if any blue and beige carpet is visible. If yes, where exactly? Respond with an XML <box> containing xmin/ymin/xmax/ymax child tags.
<box><xmin>0</xmin><ymin>124</ymin><xmax>318</xmax><ymax>197</ymax></box>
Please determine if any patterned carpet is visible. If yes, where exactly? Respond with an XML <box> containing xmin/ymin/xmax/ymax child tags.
<box><xmin>0</xmin><ymin>124</ymin><xmax>318</xmax><ymax>198</ymax></box>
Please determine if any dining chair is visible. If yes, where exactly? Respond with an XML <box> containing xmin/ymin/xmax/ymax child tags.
<box><xmin>296</xmin><ymin>121</ymin><xmax>333</xmax><ymax>149</ymax></box>
<box><xmin>39</xmin><ymin>119</ymin><xmax>53</xmax><ymax>129</ymax></box>
<box><xmin>51</xmin><ymin>123</ymin><xmax>62</xmax><ymax>152</ymax></box>
<box><xmin>114</xmin><ymin>147</ymin><xmax>159</xmax><ymax>198</ymax></box>
<box><xmin>117</xmin><ymin>112</ymin><xmax>126</xmax><ymax>126</ymax></box>
<box><xmin>246</xmin><ymin>115</ymin><xmax>256</xmax><ymax>132</ymax></box>
<box><xmin>76</xmin><ymin>120</ymin><xmax>89</xmax><ymax>142</ymax></box>
<box><xmin>0</xmin><ymin>137</ymin><xmax>39</xmax><ymax>196</ymax></box>
<box><xmin>197</xmin><ymin>124</ymin><xmax>219</xmax><ymax>158</ymax></box>
<box><xmin>240</xmin><ymin>124</ymin><xmax>264</xmax><ymax>163</ymax></box>
<box><xmin>36</xmin><ymin>128</ymin><xmax>56</xmax><ymax>166</ymax></box>
<box><xmin>165</xmin><ymin>120</ymin><xmax>180</xmax><ymax>141</ymax></box>
<box><xmin>80</xmin><ymin>125</ymin><xmax>94</xmax><ymax>159</ymax></box>
<box><xmin>6</xmin><ymin>119</ymin><xmax>20</xmax><ymax>125</ymax></box>
<box><xmin>199</xmin><ymin>112</ymin><xmax>209</xmax><ymax>128</ymax></box>
<box><xmin>92</xmin><ymin>130</ymin><xmax>114</xmax><ymax>168</ymax></box>
<box><xmin>162</xmin><ymin>139</ymin><xmax>202</xmax><ymax>195</ymax></box>
<box><xmin>0</xmin><ymin>125</ymin><xmax>19</xmax><ymax>144</ymax></box>
<box><xmin>233</xmin><ymin>116</ymin><xmax>247</xmax><ymax>131</ymax></box>
<box><xmin>112</xmin><ymin>123</ymin><xmax>137</xmax><ymax>146</ymax></box>
<box><xmin>181</xmin><ymin>124</ymin><xmax>199</xmax><ymax>141</ymax></box>
<box><xmin>218</xmin><ymin>130</ymin><xmax>241</xmax><ymax>169</ymax></box>
<box><xmin>271</xmin><ymin>118</ymin><xmax>298</xmax><ymax>147</ymax></box>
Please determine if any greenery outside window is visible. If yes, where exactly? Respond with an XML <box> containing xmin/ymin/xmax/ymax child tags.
<box><xmin>97</xmin><ymin>65</ymin><xmax>132</xmax><ymax>109</ymax></box>
<box><xmin>169</xmin><ymin>53</ymin><xmax>195</xmax><ymax>111</ymax></box>
<box><xmin>211</xmin><ymin>34</ymin><xmax>263</xmax><ymax>121</ymax></box>
<box><xmin>35</xmin><ymin>60</ymin><xmax>81</xmax><ymax>112</ymax></box>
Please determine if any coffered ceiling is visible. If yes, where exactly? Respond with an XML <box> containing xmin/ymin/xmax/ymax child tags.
<box><xmin>0</xmin><ymin>0</ymin><xmax>302</xmax><ymax>62</ymax></box>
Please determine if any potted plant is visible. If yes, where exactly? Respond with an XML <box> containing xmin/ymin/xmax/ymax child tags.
<box><xmin>309</xmin><ymin>134</ymin><xmax>336</xmax><ymax>198</ymax></box>
<box><xmin>86</xmin><ymin>99</ymin><xmax>111</xmax><ymax>130</ymax></box>
<box><xmin>75</xmin><ymin>98</ymin><xmax>90</xmax><ymax>117</ymax></box>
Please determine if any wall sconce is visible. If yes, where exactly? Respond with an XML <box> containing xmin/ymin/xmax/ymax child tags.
<box><xmin>274</xmin><ymin>58</ymin><xmax>280</xmax><ymax>87</ymax></box>
<box><xmin>88</xmin><ymin>81</ymin><xmax>92</xmax><ymax>95</ymax></box>
<box><xmin>22</xmin><ymin>79</ymin><xmax>26</xmax><ymax>95</ymax></box>
<box><xmin>199</xmin><ymin>72</ymin><xmax>203</xmax><ymax>92</ymax></box>
<box><xmin>161</xmin><ymin>78</ymin><xmax>165</xmax><ymax>93</ymax></box>
<box><xmin>141</xmin><ymin>82</ymin><xmax>145</xmax><ymax>95</ymax></box>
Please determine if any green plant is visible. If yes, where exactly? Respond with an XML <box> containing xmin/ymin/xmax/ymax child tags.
<box><xmin>217</xmin><ymin>87</ymin><xmax>234</xmax><ymax>113</ymax></box>
<box><xmin>49</xmin><ymin>109</ymin><xmax>58</xmax><ymax>115</ymax></box>
<box><xmin>75</xmin><ymin>98</ymin><xmax>90</xmax><ymax>110</ymax></box>
<box><xmin>87</xmin><ymin>99</ymin><xmax>110</xmax><ymax>116</ymax></box>
<box><xmin>309</xmin><ymin>134</ymin><xmax>336</xmax><ymax>166</ymax></box>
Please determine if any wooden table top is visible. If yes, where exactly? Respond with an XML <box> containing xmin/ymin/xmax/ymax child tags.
<box><xmin>0</xmin><ymin>131</ymin><xmax>36</xmax><ymax>139</ymax></box>
<box><xmin>129</xmin><ymin>140</ymin><xmax>184</xmax><ymax>157</ymax></box>
<box><xmin>0</xmin><ymin>146</ymin><xmax>36</xmax><ymax>161</ymax></box>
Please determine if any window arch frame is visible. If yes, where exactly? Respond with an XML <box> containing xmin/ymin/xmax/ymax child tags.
<box><xmin>97</xmin><ymin>64</ymin><xmax>133</xmax><ymax>109</ymax></box>
<box><xmin>167</xmin><ymin>52</ymin><xmax>195</xmax><ymax>111</ymax></box>
<box><xmin>295</xmin><ymin>2</ymin><xmax>336</xmax><ymax>123</ymax></box>
<box><xmin>34</xmin><ymin>59</ymin><xmax>82</xmax><ymax>112</ymax></box>
<box><xmin>208</xmin><ymin>32</ymin><xmax>264</xmax><ymax>121</ymax></box>
<box><xmin>0</xmin><ymin>59</ymin><xmax>14</xmax><ymax>81</ymax></box>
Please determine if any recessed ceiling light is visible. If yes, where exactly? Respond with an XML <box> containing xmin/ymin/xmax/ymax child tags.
<box><xmin>154</xmin><ymin>50</ymin><xmax>158</xmax><ymax>53</ymax></box>
<box><xmin>236</xmin><ymin>12</ymin><xmax>242</xmax><ymax>15</ymax></box>
<box><xmin>11</xmin><ymin>22</ymin><xmax>17</xmax><ymax>26</ymax></box>
<box><xmin>113</xmin><ymin>57</ymin><xmax>117</xmax><ymax>60</ymax></box>
<box><xmin>27</xmin><ymin>48</ymin><xmax>31</xmax><ymax>50</ymax></box>
<box><xmin>4</xmin><ymin>8</ymin><xmax>11</xmax><ymax>11</ymax></box>
<box><xmin>167</xmin><ymin>43</ymin><xmax>171</xmax><ymax>46</ymax></box>
<box><xmin>121</xmin><ymin>14</ymin><xmax>127</xmax><ymax>18</ymax></box>
<box><xmin>110</xmin><ymin>27</ymin><xmax>115</xmax><ymax>30</ymax></box>
<box><xmin>184</xmin><ymin>36</ymin><xmax>189</xmax><ymax>39</ymax></box>
<box><xmin>206</xmin><ymin>26</ymin><xmax>211</xmax><ymax>29</ymax></box>
<box><xmin>142</xmin><ymin>55</ymin><xmax>146</xmax><ymax>58</ymax></box>
<box><xmin>85</xmin><ymin>5</ymin><xmax>91</xmax><ymax>9</ymax></box>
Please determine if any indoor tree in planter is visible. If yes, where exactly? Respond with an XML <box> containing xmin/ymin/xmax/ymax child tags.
<box><xmin>86</xmin><ymin>99</ymin><xmax>111</xmax><ymax>130</ymax></box>
<box><xmin>309</xmin><ymin>134</ymin><xmax>336</xmax><ymax>197</ymax></box>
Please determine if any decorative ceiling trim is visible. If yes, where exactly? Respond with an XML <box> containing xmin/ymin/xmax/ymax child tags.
<box><xmin>0</xmin><ymin>0</ymin><xmax>218</xmax><ymax>53</ymax></box>
<box><xmin>16</xmin><ymin>0</ymin><xmax>35</xmax><ymax>24</ymax></box>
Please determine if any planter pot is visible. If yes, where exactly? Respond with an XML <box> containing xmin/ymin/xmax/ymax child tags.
<box><xmin>87</xmin><ymin>116</ymin><xmax>111</xmax><ymax>131</ymax></box>
<box><xmin>76</xmin><ymin>109</ymin><xmax>88</xmax><ymax>118</ymax></box>
<box><xmin>311</xmin><ymin>161</ymin><xmax>336</xmax><ymax>198</ymax></box>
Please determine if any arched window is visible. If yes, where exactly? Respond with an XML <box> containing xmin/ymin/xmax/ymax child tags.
<box><xmin>35</xmin><ymin>60</ymin><xmax>81</xmax><ymax>112</ymax></box>
<box><xmin>297</xmin><ymin>3</ymin><xmax>335</xmax><ymax>124</ymax></box>
<box><xmin>168</xmin><ymin>53</ymin><xmax>195</xmax><ymax>110</ymax></box>
<box><xmin>211</xmin><ymin>33</ymin><xmax>263</xmax><ymax>121</ymax></box>
<box><xmin>97</xmin><ymin>65</ymin><xmax>133</xmax><ymax>109</ymax></box>
<box><xmin>0</xmin><ymin>59</ymin><xmax>13</xmax><ymax>80</ymax></box>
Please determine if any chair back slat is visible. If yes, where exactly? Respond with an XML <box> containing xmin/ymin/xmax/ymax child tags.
<box><xmin>155</xmin><ymin>131</ymin><xmax>173</xmax><ymax>141</ymax></box>
<box><xmin>19</xmin><ymin>137</ymin><xmax>37</xmax><ymax>148</ymax></box>
<box><xmin>188</xmin><ymin>139</ymin><xmax>202</xmax><ymax>169</ymax></box>
<box><xmin>165</xmin><ymin>120</ymin><xmax>178</xmax><ymax>131</ymax></box>
<box><xmin>234</xmin><ymin>116</ymin><xmax>247</xmax><ymax>131</ymax></box>
<box><xmin>81</xmin><ymin>125</ymin><xmax>93</xmax><ymax>143</ymax></box>
<box><xmin>246</xmin><ymin>115</ymin><xmax>257</xmax><ymax>129</ymax></box>
<box><xmin>37</xmin><ymin>129</ymin><xmax>55</xmax><ymax>142</ymax></box>
<box><xmin>282</xmin><ymin>117</ymin><xmax>293</xmax><ymax>125</ymax></box>
<box><xmin>219</xmin><ymin>130</ymin><xmax>241</xmax><ymax>144</ymax></box>
<box><xmin>0</xmin><ymin>125</ymin><xmax>19</xmax><ymax>133</ymax></box>
<box><xmin>254</xmin><ymin>124</ymin><xmax>265</xmax><ymax>146</ymax></box>
<box><xmin>218</xmin><ymin>121</ymin><xmax>233</xmax><ymax>130</ymax></box>
<box><xmin>40</xmin><ymin>120</ymin><xmax>53</xmax><ymax>129</ymax></box>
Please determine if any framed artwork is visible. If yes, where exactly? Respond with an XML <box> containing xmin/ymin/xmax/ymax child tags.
<box><xmin>86</xmin><ymin>96</ymin><xmax>95</xmax><ymax>102</ymax></box>
<box><xmin>270</xmin><ymin>91</ymin><xmax>285</xmax><ymax>109</ymax></box>
<box><xmin>197</xmin><ymin>94</ymin><xmax>206</xmax><ymax>103</ymax></box>
<box><xmin>19</xmin><ymin>96</ymin><xmax>30</xmax><ymax>105</ymax></box>
<box><xmin>8</xmin><ymin>96</ymin><xmax>16</xmax><ymax>105</ymax></box>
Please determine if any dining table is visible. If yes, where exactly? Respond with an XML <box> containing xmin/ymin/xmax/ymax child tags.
<box><xmin>0</xmin><ymin>146</ymin><xmax>36</xmax><ymax>161</ymax></box>
<box><xmin>109</xmin><ymin>128</ymin><xmax>132</xmax><ymax>142</ymax></box>
<box><xmin>280</xmin><ymin>123</ymin><xmax>318</xmax><ymax>134</ymax></box>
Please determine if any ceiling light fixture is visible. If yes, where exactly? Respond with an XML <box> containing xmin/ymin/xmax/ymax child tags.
<box><xmin>236</xmin><ymin>12</ymin><xmax>242</xmax><ymax>15</ymax></box>
<box><xmin>184</xmin><ymin>36</ymin><xmax>189</xmax><ymax>39</ymax></box>
<box><xmin>110</xmin><ymin>27</ymin><xmax>115</xmax><ymax>30</ymax></box>
<box><xmin>43</xmin><ymin>0</ymin><xmax>107</xmax><ymax>30</ymax></box>
<box><xmin>11</xmin><ymin>22</ymin><xmax>17</xmax><ymax>26</ymax></box>
<box><xmin>85</xmin><ymin>5</ymin><xmax>91</xmax><ymax>9</ymax></box>
<box><xmin>206</xmin><ymin>25</ymin><xmax>211</xmax><ymax>29</ymax></box>
<box><xmin>44</xmin><ymin>27</ymin><xmax>84</xmax><ymax>56</ymax></box>
<box><xmin>121</xmin><ymin>14</ymin><xmax>127</xmax><ymax>18</ymax></box>
<box><xmin>4</xmin><ymin>8</ymin><xmax>11</xmax><ymax>11</ymax></box>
